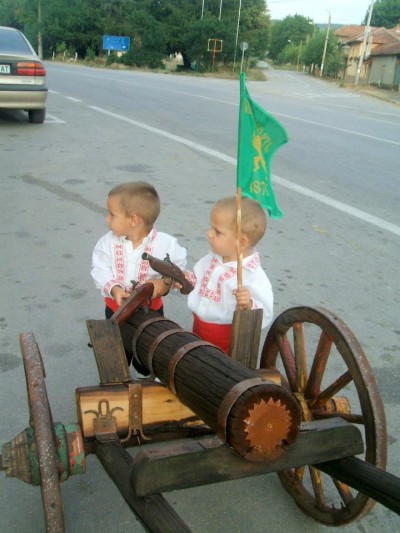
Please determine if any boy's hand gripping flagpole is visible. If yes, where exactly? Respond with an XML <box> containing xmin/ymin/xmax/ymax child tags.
<box><xmin>229</xmin><ymin>73</ymin><xmax>288</xmax><ymax>367</ymax></box>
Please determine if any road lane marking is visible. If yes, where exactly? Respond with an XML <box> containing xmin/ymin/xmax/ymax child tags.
<box><xmin>273</xmin><ymin>177</ymin><xmax>400</xmax><ymax>237</ymax></box>
<box><xmin>65</xmin><ymin>96</ymin><xmax>82</xmax><ymax>102</ymax></box>
<box><xmin>272</xmin><ymin>112</ymin><xmax>400</xmax><ymax>146</ymax></box>
<box><xmin>50</xmin><ymin>76</ymin><xmax>399</xmax><ymax>142</ymax></box>
<box><xmin>89</xmin><ymin>105</ymin><xmax>400</xmax><ymax>237</ymax></box>
<box><xmin>89</xmin><ymin>106</ymin><xmax>234</xmax><ymax>164</ymax></box>
<box><xmin>45</xmin><ymin>114</ymin><xmax>65</xmax><ymax>123</ymax></box>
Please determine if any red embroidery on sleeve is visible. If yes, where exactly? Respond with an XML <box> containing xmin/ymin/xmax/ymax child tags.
<box><xmin>138</xmin><ymin>228</ymin><xmax>157</xmax><ymax>284</ymax></box>
<box><xmin>114</xmin><ymin>244</ymin><xmax>125</xmax><ymax>286</ymax></box>
<box><xmin>198</xmin><ymin>257</ymin><xmax>236</xmax><ymax>303</ymax></box>
<box><xmin>246</xmin><ymin>252</ymin><xmax>260</xmax><ymax>271</ymax></box>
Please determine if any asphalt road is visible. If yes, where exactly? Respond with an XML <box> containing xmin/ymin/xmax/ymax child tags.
<box><xmin>0</xmin><ymin>64</ymin><xmax>399</xmax><ymax>532</ymax></box>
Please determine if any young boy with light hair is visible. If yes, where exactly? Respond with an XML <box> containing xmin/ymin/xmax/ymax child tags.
<box><xmin>91</xmin><ymin>181</ymin><xmax>186</xmax><ymax>319</ymax></box>
<box><xmin>187</xmin><ymin>196</ymin><xmax>273</xmax><ymax>353</ymax></box>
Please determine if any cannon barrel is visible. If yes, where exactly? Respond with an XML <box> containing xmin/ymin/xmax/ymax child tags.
<box><xmin>119</xmin><ymin>309</ymin><xmax>301</xmax><ymax>462</ymax></box>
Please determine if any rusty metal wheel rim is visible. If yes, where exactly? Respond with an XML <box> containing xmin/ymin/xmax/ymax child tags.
<box><xmin>20</xmin><ymin>332</ymin><xmax>65</xmax><ymax>533</ymax></box>
<box><xmin>260</xmin><ymin>306</ymin><xmax>387</xmax><ymax>525</ymax></box>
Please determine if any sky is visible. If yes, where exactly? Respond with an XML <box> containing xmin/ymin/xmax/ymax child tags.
<box><xmin>268</xmin><ymin>0</ymin><xmax>371</xmax><ymax>25</ymax></box>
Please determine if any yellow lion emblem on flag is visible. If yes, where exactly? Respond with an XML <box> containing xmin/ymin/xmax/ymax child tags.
<box><xmin>252</xmin><ymin>126</ymin><xmax>272</xmax><ymax>173</ymax></box>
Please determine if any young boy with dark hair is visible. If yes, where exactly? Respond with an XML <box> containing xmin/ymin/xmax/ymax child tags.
<box><xmin>91</xmin><ymin>181</ymin><xmax>186</xmax><ymax>319</ymax></box>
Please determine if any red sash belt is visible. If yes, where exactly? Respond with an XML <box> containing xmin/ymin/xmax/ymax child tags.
<box><xmin>105</xmin><ymin>296</ymin><xmax>163</xmax><ymax>313</ymax></box>
<box><xmin>192</xmin><ymin>314</ymin><xmax>231</xmax><ymax>354</ymax></box>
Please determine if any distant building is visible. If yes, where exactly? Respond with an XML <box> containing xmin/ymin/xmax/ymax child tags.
<box><xmin>335</xmin><ymin>25</ymin><xmax>400</xmax><ymax>89</ymax></box>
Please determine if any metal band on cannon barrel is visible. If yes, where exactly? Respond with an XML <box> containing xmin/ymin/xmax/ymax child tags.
<box><xmin>216</xmin><ymin>377</ymin><xmax>301</xmax><ymax>461</ymax></box>
<box><xmin>132</xmin><ymin>317</ymin><xmax>179</xmax><ymax>367</ymax></box>
<box><xmin>217</xmin><ymin>378</ymin><xmax>264</xmax><ymax>442</ymax></box>
<box><xmin>168</xmin><ymin>340</ymin><xmax>214</xmax><ymax>395</ymax></box>
<box><xmin>147</xmin><ymin>329</ymin><xmax>183</xmax><ymax>379</ymax></box>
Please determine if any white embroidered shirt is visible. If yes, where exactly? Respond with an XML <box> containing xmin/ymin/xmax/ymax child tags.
<box><xmin>187</xmin><ymin>251</ymin><xmax>273</xmax><ymax>328</ymax></box>
<box><xmin>91</xmin><ymin>228</ymin><xmax>187</xmax><ymax>297</ymax></box>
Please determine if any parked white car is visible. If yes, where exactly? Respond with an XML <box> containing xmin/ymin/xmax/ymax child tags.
<box><xmin>0</xmin><ymin>26</ymin><xmax>48</xmax><ymax>123</ymax></box>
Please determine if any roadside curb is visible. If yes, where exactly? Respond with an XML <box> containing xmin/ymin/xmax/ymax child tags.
<box><xmin>357</xmin><ymin>88</ymin><xmax>400</xmax><ymax>106</ymax></box>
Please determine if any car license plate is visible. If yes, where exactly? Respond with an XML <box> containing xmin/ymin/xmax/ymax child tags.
<box><xmin>0</xmin><ymin>64</ymin><xmax>11</xmax><ymax>74</ymax></box>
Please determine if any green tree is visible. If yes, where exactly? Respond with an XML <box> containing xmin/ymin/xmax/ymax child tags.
<box><xmin>277</xmin><ymin>42</ymin><xmax>298</xmax><ymax>65</ymax></box>
<box><xmin>178</xmin><ymin>16</ymin><xmax>248</xmax><ymax>71</ymax></box>
<box><xmin>0</xmin><ymin>0</ymin><xmax>24</xmax><ymax>29</ymax></box>
<box><xmin>3</xmin><ymin>0</ymin><xmax>273</xmax><ymax>68</ymax></box>
<box><xmin>121</xmin><ymin>9</ymin><xmax>167</xmax><ymax>68</ymax></box>
<box><xmin>151</xmin><ymin>0</ymin><xmax>200</xmax><ymax>67</ymax></box>
<box><xmin>44</xmin><ymin>0</ymin><xmax>96</xmax><ymax>57</ymax></box>
<box><xmin>155</xmin><ymin>0</ymin><xmax>271</xmax><ymax>69</ymax></box>
<box><xmin>367</xmin><ymin>0</ymin><xmax>400</xmax><ymax>28</ymax></box>
<box><xmin>269</xmin><ymin>14</ymin><xmax>316</xmax><ymax>60</ymax></box>
<box><xmin>237</xmin><ymin>0</ymin><xmax>270</xmax><ymax>59</ymax></box>
<box><xmin>9</xmin><ymin>0</ymin><xmax>98</xmax><ymax>57</ymax></box>
<box><xmin>302</xmin><ymin>32</ymin><xmax>326</xmax><ymax>67</ymax></box>
<box><xmin>301</xmin><ymin>32</ymin><xmax>341</xmax><ymax>76</ymax></box>
<box><xmin>324</xmin><ymin>43</ymin><xmax>345</xmax><ymax>78</ymax></box>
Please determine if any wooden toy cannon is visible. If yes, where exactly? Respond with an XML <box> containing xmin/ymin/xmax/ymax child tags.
<box><xmin>1</xmin><ymin>283</ymin><xmax>399</xmax><ymax>532</ymax></box>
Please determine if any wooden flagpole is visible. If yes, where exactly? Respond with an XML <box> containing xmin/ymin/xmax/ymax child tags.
<box><xmin>236</xmin><ymin>187</ymin><xmax>243</xmax><ymax>291</ymax></box>
<box><xmin>229</xmin><ymin>73</ymin><xmax>263</xmax><ymax>368</ymax></box>
<box><xmin>229</xmin><ymin>187</ymin><xmax>263</xmax><ymax>368</ymax></box>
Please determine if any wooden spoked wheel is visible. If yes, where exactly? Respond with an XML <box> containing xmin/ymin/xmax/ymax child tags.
<box><xmin>260</xmin><ymin>306</ymin><xmax>387</xmax><ymax>525</ymax></box>
<box><xmin>20</xmin><ymin>332</ymin><xmax>65</xmax><ymax>533</ymax></box>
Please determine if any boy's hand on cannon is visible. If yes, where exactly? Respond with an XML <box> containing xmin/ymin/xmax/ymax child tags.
<box><xmin>233</xmin><ymin>286</ymin><xmax>252</xmax><ymax>310</ymax></box>
<box><xmin>147</xmin><ymin>278</ymin><xmax>173</xmax><ymax>298</ymax></box>
<box><xmin>111</xmin><ymin>286</ymin><xmax>131</xmax><ymax>307</ymax></box>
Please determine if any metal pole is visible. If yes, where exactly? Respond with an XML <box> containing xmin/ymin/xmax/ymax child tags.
<box><xmin>355</xmin><ymin>0</ymin><xmax>376</xmax><ymax>86</ymax></box>
<box><xmin>201</xmin><ymin>0</ymin><xmax>204</xmax><ymax>19</ymax></box>
<box><xmin>233</xmin><ymin>0</ymin><xmax>242</xmax><ymax>70</ymax></box>
<box><xmin>297</xmin><ymin>40</ymin><xmax>302</xmax><ymax>71</ymax></box>
<box><xmin>219</xmin><ymin>0</ymin><xmax>223</xmax><ymax>20</ymax></box>
<box><xmin>240</xmin><ymin>47</ymin><xmax>245</xmax><ymax>73</ymax></box>
<box><xmin>38</xmin><ymin>0</ymin><xmax>43</xmax><ymax>59</ymax></box>
<box><xmin>320</xmin><ymin>11</ymin><xmax>331</xmax><ymax>77</ymax></box>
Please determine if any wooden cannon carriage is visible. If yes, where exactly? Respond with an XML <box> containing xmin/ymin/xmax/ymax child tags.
<box><xmin>1</xmin><ymin>282</ymin><xmax>399</xmax><ymax>532</ymax></box>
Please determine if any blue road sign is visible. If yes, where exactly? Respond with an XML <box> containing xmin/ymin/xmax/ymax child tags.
<box><xmin>102</xmin><ymin>35</ymin><xmax>130</xmax><ymax>52</ymax></box>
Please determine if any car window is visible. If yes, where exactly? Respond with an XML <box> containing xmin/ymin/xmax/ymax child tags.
<box><xmin>0</xmin><ymin>29</ymin><xmax>32</xmax><ymax>54</ymax></box>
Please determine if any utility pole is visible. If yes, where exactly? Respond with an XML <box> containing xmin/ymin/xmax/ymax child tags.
<box><xmin>297</xmin><ymin>40</ymin><xmax>303</xmax><ymax>71</ymax></box>
<box><xmin>38</xmin><ymin>0</ymin><xmax>43</xmax><ymax>59</ymax></box>
<box><xmin>355</xmin><ymin>0</ymin><xmax>376</xmax><ymax>86</ymax></box>
<box><xmin>233</xmin><ymin>0</ymin><xmax>242</xmax><ymax>70</ymax></box>
<box><xmin>320</xmin><ymin>10</ymin><xmax>331</xmax><ymax>77</ymax></box>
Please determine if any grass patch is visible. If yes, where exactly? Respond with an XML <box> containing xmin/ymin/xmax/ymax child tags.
<box><xmin>58</xmin><ymin>56</ymin><xmax>268</xmax><ymax>81</ymax></box>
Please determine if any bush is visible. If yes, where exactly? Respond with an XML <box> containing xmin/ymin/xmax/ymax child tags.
<box><xmin>85</xmin><ymin>46</ymin><xmax>96</xmax><ymax>62</ymax></box>
<box><xmin>105</xmin><ymin>52</ymin><xmax>118</xmax><ymax>66</ymax></box>
<box><xmin>119</xmin><ymin>48</ymin><xmax>164</xmax><ymax>69</ymax></box>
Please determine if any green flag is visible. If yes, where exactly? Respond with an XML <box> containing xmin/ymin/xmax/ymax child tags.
<box><xmin>237</xmin><ymin>73</ymin><xmax>288</xmax><ymax>219</ymax></box>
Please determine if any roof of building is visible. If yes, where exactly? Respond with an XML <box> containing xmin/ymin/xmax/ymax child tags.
<box><xmin>370</xmin><ymin>40</ymin><xmax>400</xmax><ymax>56</ymax></box>
<box><xmin>335</xmin><ymin>25</ymin><xmax>366</xmax><ymax>40</ymax></box>
<box><xmin>337</xmin><ymin>25</ymin><xmax>400</xmax><ymax>42</ymax></box>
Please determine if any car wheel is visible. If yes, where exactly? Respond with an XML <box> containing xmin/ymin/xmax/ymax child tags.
<box><xmin>28</xmin><ymin>109</ymin><xmax>46</xmax><ymax>124</ymax></box>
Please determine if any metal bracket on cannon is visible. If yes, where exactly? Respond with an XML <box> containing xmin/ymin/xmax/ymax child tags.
<box><xmin>83</xmin><ymin>386</ymin><xmax>150</xmax><ymax>444</ymax></box>
<box><xmin>84</xmin><ymin>399</ymin><xmax>123</xmax><ymax>443</ymax></box>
